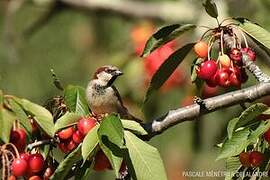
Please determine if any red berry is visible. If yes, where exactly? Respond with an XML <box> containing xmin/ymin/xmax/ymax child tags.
<box><xmin>239</xmin><ymin>152</ymin><xmax>250</xmax><ymax>167</ymax></box>
<box><xmin>229</xmin><ymin>67</ymin><xmax>242</xmax><ymax>88</ymax></box>
<box><xmin>72</xmin><ymin>130</ymin><xmax>84</xmax><ymax>144</ymax></box>
<box><xmin>94</xmin><ymin>150</ymin><xmax>112</xmax><ymax>171</ymax></box>
<box><xmin>241</xmin><ymin>47</ymin><xmax>256</xmax><ymax>61</ymax></box>
<box><xmin>11</xmin><ymin>158</ymin><xmax>28</xmax><ymax>177</ymax></box>
<box><xmin>58</xmin><ymin>142</ymin><xmax>69</xmax><ymax>153</ymax></box>
<box><xmin>249</xmin><ymin>151</ymin><xmax>264</xmax><ymax>167</ymax></box>
<box><xmin>264</xmin><ymin>128</ymin><xmax>270</xmax><ymax>143</ymax></box>
<box><xmin>10</xmin><ymin>128</ymin><xmax>27</xmax><ymax>152</ymax></box>
<box><xmin>215</xmin><ymin>68</ymin><xmax>230</xmax><ymax>87</ymax></box>
<box><xmin>202</xmin><ymin>85</ymin><xmax>218</xmax><ymax>98</ymax></box>
<box><xmin>67</xmin><ymin>140</ymin><xmax>77</xmax><ymax>151</ymax></box>
<box><xmin>28</xmin><ymin>153</ymin><xmax>44</xmax><ymax>173</ymax></box>
<box><xmin>57</xmin><ymin>127</ymin><xmax>74</xmax><ymax>140</ymax></box>
<box><xmin>194</xmin><ymin>41</ymin><xmax>209</xmax><ymax>58</ymax></box>
<box><xmin>229</xmin><ymin>48</ymin><xmax>242</xmax><ymax>62</ymax></box>
<box><xmin>28</xmin><ymin>176</ymin><xmax>42</xmax><ymax>180</ymax></box>
<box><xmin>197</xmin><ymin>60</ymin><xmax>217</xmax><ymax>80</ymax></box>
<box><xmin>77</xmin><ymin>117</ymin><xmax>96</xmax><ymax>136</ymax></box>
<box><xmin>206</xmin><ymin>75</ymin><xmax>217</xmax><ymax>87</ymax></box>
<box><xmin>43</xmin><ymin>167</ymin><xmax>54</xmax><ymax>180</ymax></box>
<box><xmin>19</xmin><ymin>153</ymin><xmax>30</xmax><ymax>162</ymax></box>
<box><xmin>30</xmin><ymin>119</ymin><xmax>39</xmax><ymax>134</ymax></box>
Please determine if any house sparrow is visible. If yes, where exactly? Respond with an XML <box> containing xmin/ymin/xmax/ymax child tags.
<box><xmin>86</xmin><ymin>65</ymin><xmax>141</xmax><ymax>122</ymax></box>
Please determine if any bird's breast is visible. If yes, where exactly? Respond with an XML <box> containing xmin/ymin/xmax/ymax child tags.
<box><xmin>86</xmin><ymin>85</ymin><xmax>120</xmax><ymax>115</ymax></box>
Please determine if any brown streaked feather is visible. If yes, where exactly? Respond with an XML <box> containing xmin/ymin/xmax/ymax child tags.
<box><xmin>112</xmin><ymin>86</ymin><xmax>142</xmax><ymax>122</ymax></box>
<box><xmin>93</xmin><ymin>66</ymin><xmax>108</xmax><ymax>79</ymax></box>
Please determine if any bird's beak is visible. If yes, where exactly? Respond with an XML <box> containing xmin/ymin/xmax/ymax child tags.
<box><xmin>114</xmin><ymin>70</ymin><xmax>123</xmax><ymax>76</ymax></box>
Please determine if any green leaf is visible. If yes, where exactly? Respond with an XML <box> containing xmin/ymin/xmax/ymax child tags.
<box><xmin>203</xmin><ymin>0</ymin><xmax>218</xmax><ymax>18</ymax></box>
<box><xmin>217</xmin><ymin>128</ymin><xmax>250</xmax><ymax>160</ymax></box>
<box><xmin>7</xmin><ymin>98</ymin><xmax>32</xmax><ymax>133</ymax></box>
<box><xmin>1</xmin><ymin>109</ymin><xmax>16</xmax><ymax>143</ymax></box>
<box><xmin>234</xmin><ymin>18</ymin><xmax>270</xmax><ymax>50</ymax></box>
<box><xmin>98</xmin><ymin>115</ymin><xmax>124</xmax><ymax>177</ymax></box>
<box><xmin>51</xmin><ymin>145</ymin><xmax>82</xmax><ymax>180</ymax></box>
<box><xmin>144</xmin><ymin>43</ymin><xmax>194</xmax><ymax>103</ymax></box>
<box><xmin>16</xmin><ymin>98</ymin><xmax>54</xmax><ymax>137</ymax></box>
<box><xmin>227</xmin><ymin>118</ymin><xmax>239</xmax><ymax>139</ymax></box>
<box><xmin>54</xmin><ymin>112</ymin><xmax>81</xmax><ymax>133</ymax></box>
<box><xmin>121</xmin><ymin>120</ymin><xmax>148</xmax><ymax>135</ymax></box>
<box><xmin>262</xmin><ymin>108</ymin><xmax>270</xmax><ymax>115</ymax></box>
<box><xmin>190</xmin><ymin>58</ymin><xmax>204</xmax><ymax>82</ymax></box>
<box><xmin>82</xmin><ymin>124</ymin><xmax>99</xmax><ymax>162</ymax></box>
<box><xmin>225</xmin><ymin>157</ymin><xmax>241</xmax><ymax>180</ymax></box>
<box><xmin>248</xmin><ymin>120</ymin><xmax>270</xmax><ymax>143</ymax></box>
<box><xmin>124</xmin><ymin>131</ymin><xmax>167</xmax><ymax>180</ymax></box>
<box><xmin>141</xmin><ymin>24</ymin><xmax>196</xmax><ymax>57</ymax></box>
<box><xmin>236</xmin><ymin>103</ymin><xmax>268</xmax><ymax>128</ymax></box>
<box><xmin>64</xmin><ymin>85</ymin><xmax>90</xmax><ymax>116</ymax></box>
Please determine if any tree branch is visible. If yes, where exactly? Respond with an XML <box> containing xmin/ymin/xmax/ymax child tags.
<box><xmin>144</xmin><ymin>83</ymin><xmax>270</xmax><ymax>139</ymax></box>
<box><xmin>59</xmin><ymin>0</ymin><xmax>196</xmax><ymax>22</ymax></box>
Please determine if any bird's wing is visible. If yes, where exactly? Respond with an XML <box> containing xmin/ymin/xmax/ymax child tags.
<box><xmin>111</xmin><ymin>85</ymin><xmax>142</xmax><ymax>122</ymax></box>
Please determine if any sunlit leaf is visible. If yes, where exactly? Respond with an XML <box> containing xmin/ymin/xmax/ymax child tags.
<box><xmin>1</xmin><ymin>109</ymin><xmax>16</xmax><ymax>143</ymax></box>
<box><xmin>236</xmin><ymin>103</ymin><xmax>268</xmax><ymax>128</ymax></box>
<box><xmin>225</xmin><ymin>157</ymin><xmax>241</xmax><ymax>180</ymax></box>
<box><xmin>7</xmin><ymin>98</ymin><xmax>32</xmax><ymax>133</ymax></box>
<box><xmin>234</xmin><ymin>18</ymin><xmax>270</xmax><ymax>50</ymax></box>
<box><xmin>82</xmin><ymin>124</ymin><xmax>99</xmax><ymax>162</ymax></box>
<box><xmin>248</xmin><ymin>120</ymin><xmax>270</xmax><ymax>143</ymax></box>
<box><xmin>54</xmin><ymin>112</ymin><xmax>81</xmax><ymax>133</ymax></box>
<box><xmin>227</xmin><ymin>118</ymin><xmax>239</xmax><ymax>139</ymax></box>
<box><xmin>217</xmin><ymin>128</ymin><xmax>250</xmax><ymax>160</ymax></box>
<box><xmin>16</xmin><ymin>98</ymin><xmax>54</xmax><ymax>137</ymax></box>
<box><xmin>64</xmin><ymin>85</ymin><xmax>90</xmax><ymax>116</ymax></box>
<box><xmin>121</xmin><ymin>119</ymin><xmax>148</xmax><ymax>135</ymax></box>
<box><xmin>98</xmin><ymin>115</ymin><xmax>124</xmax><ymax>177</ymax></box>
<box><xmin>124</xmin><ymin>131</ymin><xmax>167</xmax><ymax>180</ymax></box>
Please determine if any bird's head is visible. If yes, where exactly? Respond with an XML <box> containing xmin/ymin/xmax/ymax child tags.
<box><xmin>93</xmin><ymin>65</ymin><xmax>123</xmax><ymax>86</ymax></box>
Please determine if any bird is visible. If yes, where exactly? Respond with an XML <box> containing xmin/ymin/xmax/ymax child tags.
<box><xmin>86</xmin><ymin>65</ymin><xmax>141</xmax><ymax>122</ymax></box>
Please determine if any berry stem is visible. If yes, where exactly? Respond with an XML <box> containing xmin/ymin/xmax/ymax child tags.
<box><xmin>237</xmin><ymin>27</ymin><xmax>249</xmax><ymax>48</ymax></box>
<box><xmin>3</xmin><ymin>153</ymin><xmax>10</xmax><ymax>178</ymax></box>
<box><xmin>220</xmin><ymin>30</ymin><xmax>224</xmax><ymax>55</ymax></box>
<box><xmin>215</xmin><ymin>18</ymin><xmax>220</xmax><ymax>27</ymax></box>
<box><xmin>27</xmin><ymin>138</ymin><xmax>56</xmax><ymax>150</ymax></box>
<box><xmin>207</xmin><ymin>36</ymin><xmax>215</xmax><ymax>61</ymax></box>
<box><xmin>1</xmin><ymin>143</ymin><xmax>20</xmax><ymax>158</ymax></box>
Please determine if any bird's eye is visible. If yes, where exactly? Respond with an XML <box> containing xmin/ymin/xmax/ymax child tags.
<box><xmin>106</xmin><ymin>69</ymin><xmax>114</xmax><ymax>73</ymax></box>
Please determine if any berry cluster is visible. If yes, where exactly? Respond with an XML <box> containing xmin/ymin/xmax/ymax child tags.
<box><xmin>239</xmin><ymin>151</ymin><xmax>264</xmax><ymax>168</ymax></box>
<box><xmin>57</xmin><ymin>117</ymin><xmax>96</xmax><ymax>153</ymax></box>
<box><xmin>194</xmin><ymin>27</ymin><xmax>256</xmax><ymax>89</ymax></box>
<box><xmin>238</xmin><ymin>127</ymin><xmax>270</xmax><ymax>168</ymax></box>
<box><xmin>56</xmin><ymin>116</ymin><xmax>116</xmax><ymax>171</ymax></box>
<box><xmin>10</xmin><ymin>152</ymin><xmax>53</xmax><ymax>180</ymax></box>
